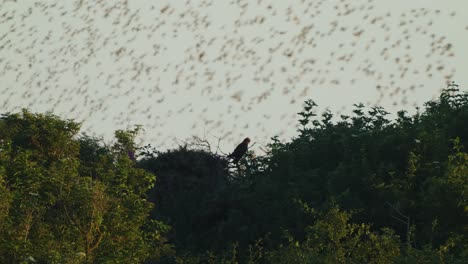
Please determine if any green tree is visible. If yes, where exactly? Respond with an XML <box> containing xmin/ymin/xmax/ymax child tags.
<box><xmin>0</xmin><ymin>110</ymin><xmax>169</xmax><ymax>263</ymax></box>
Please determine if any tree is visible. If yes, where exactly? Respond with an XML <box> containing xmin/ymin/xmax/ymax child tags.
<box><xmin>0</xmin><ymin>110</ymin><xmax>169</xmax><ymax>263</ymax></box>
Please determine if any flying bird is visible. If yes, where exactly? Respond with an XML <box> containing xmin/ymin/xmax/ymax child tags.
<box><xmin>0</xmin><ymin>0</ymin><xmax>464</xmax><ymax>151</ymax></box>
<box><xmin>228</xmin><ymin>137</ymin><xmax>250</xmax><ymax>163</ymax></box>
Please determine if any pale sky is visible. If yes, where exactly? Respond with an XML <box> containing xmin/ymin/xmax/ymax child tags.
<box><xmin>1</xmin><ymin>0</ymin><xmax>467</xmax><ymax>153</ymax></box>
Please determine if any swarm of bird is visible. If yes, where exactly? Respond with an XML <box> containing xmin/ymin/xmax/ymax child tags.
<box><xmin>0</xmin><ymin>0</ymin><xmax>466</xmax><ymax>152</ymax></box>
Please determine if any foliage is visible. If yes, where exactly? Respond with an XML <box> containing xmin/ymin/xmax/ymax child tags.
<box><xmin>142</xmin><ymin>85</ymin><xmax>467</xmax><ymax>262</ymax></box>
<box><xmin>137</xmin><ymin>147</ymin><xmax>229</xmax><ymax>251</ymax></box>
<box><xmin>0</xmin><ymin>111</ymin><xmax>167</xmax><ymax>263</ymax></box>
<box><xmin>0</xmin><ymin>84</ymin><xmax>467</xmax><ymax>263</ymax></box>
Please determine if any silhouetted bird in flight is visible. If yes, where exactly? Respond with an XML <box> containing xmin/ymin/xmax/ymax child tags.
<box><xmin>228</xmin><ymin>137</ymin><xmax>250</xmax><ymax>163</ymax></box>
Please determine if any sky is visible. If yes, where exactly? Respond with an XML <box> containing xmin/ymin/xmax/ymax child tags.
<box><xmin>1</xmin><ymin>0</ymin><xmax>467</xmax><ymax>154</ymax></box>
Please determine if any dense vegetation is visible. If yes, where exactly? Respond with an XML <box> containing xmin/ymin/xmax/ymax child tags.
<box><xmin>0</xmin><ymin>85</ymin><xmax>467</xmax><ymax>263</ymax></box>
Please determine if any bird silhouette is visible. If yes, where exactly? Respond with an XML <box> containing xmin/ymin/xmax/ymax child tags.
<box><xmin>227</xmin><ymin>137</ymin><xmax>250</xmax><ymax>163</ymax></box>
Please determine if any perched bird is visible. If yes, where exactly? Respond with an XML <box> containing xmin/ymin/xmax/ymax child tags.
<box><xmin>228</xmin><ymin>137</ymin><xmax>250</xmax><ymax>163</ymax></box>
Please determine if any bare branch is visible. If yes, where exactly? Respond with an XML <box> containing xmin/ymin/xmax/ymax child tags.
<box><xmin>385</xmin><ymin>202</ymin><xmax>409</xmax><ymax>221</ymax></box>
<box><xmin>248</xmin><ymin>142</ymin><xmax>257</xmax><ymax>149</ymax></box>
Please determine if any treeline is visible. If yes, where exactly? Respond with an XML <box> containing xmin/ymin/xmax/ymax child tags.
<box><xmin>0</xmin><ymin>86</ymin><xmax>467</xmax><ymax>263</ymax></box>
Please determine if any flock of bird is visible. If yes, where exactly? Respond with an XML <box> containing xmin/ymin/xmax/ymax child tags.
<box><xmin>0</xmin><ymin>0</ymin><xmax>466</xmax><ymax>152</ymax></box>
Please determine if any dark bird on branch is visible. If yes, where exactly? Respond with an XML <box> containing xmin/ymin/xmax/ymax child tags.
<box><xmin>228</xmin><ymin>137</ymin><xmax>250</xmax><ymax>163</ymax></box>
